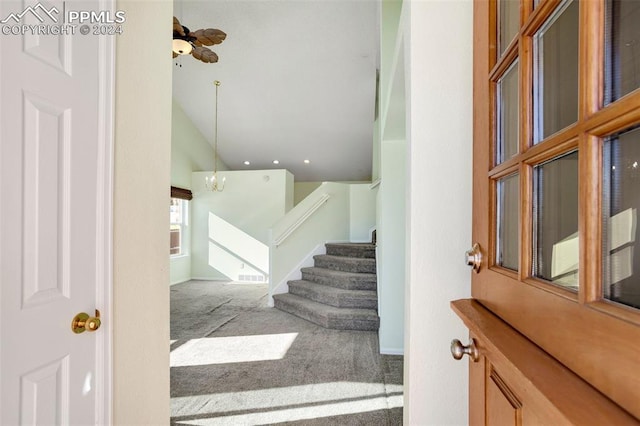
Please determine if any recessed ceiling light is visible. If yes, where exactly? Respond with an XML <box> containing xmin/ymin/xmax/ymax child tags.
<box><xmin>243</xmin><ymin>161</ymin><xmax>251</xmax><ymax>165</ymax></box>
<box><xmin>272</xmin><ymin>160</ymin><xmax>280</xmax><ymax>165</ymax></box>
<box><xmin>303</xmin><ymin>159</ymin><xmax>310</xmax><ymax>164</ymax></box>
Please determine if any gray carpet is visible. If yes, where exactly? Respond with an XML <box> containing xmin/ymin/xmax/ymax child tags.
<box><xmin>170</xmin><ymin>280</ymin><xmax>403</xmax><ymax>425</ymax></box>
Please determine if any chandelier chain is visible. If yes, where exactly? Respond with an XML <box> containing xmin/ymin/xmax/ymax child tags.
<box><xmin>205</xmin><ymin>80</ymin><xmax>225</xmax><ymax>192</ymax></box>
<box><xmin>214</xmin><ymin>80</ymin><xmax>220</xmax><ymax>174</ymax></box>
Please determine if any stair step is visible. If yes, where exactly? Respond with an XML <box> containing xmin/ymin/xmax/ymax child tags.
<box><xmin>325</xmin><ymin>243</ymin><xmax>376</xmax><ymax>259</ymax></box>
<box><xmin>273</xmin><ymin>293</ymin><xmax>379</xmax><ymax>331</ymax></box>
<box><xmin>313</xmin><ymin>255</ymin><xmax>376</xmax><ymax>274</ymax></box>
<box><xmin>301</xmin><ymin>267</ymin><xmax>377</xmax><ymax>290</ymax></box>
<box><xmin>288</xmin><ymin>280</ymin><xmax>378</xmax><ymax>309</ymax></box>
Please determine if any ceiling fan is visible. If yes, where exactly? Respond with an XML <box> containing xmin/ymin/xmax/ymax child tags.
<box><xmin>172</xmin><ymin>16</ymin><xmax>226</xmax><ymax>63</ymax></box>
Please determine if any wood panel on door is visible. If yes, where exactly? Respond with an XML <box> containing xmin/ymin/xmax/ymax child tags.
<box><xmin>471</xmin><ymin>0</ymin><xmax>640</xmax><ymax>419</ymax></box>
<box><xmin>453</xmin><ymin>300</ymin><xmax>636</xmax><ymax>425</ymax></box>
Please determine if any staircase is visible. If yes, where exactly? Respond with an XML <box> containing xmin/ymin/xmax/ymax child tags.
<box><xmin>273</xmin><ymin>243</ymin><xmax>379</xmax><ymax>331</ymax></box>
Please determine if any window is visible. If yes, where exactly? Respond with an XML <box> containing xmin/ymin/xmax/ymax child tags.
<box><xmin>170</xmin><ymin>186</ymin><xmax>192</xmax><ymax>257</ymax></box>
<box><xmin>170</xmin><ymin>198</ymin><xmax>187</xmax><ymax>256</ymax></box>
<box><xmin>474</xmin><ymin>0</ymin><xmax>640</xmax><ymax>418</ymax></box>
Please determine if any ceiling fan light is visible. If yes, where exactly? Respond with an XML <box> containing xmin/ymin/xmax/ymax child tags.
<box><xmin>172</xmin><ymin>39</ymin><xmax>193</xmax><ymax>55</ymax></box>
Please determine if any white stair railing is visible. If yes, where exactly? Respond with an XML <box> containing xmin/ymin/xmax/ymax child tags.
<box><xmin>273</xmin><ymin>194</ymin><xmax>330</xmax><ymax>247</ymax></box>
<box><xmin>268</xmin><ymin>183</ymin><xmax>351</xmax><ymax>305</ymax></box>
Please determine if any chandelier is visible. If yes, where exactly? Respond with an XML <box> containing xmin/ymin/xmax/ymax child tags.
<box><xmin>205</xmin><ymin>80</ymin><xmax>226</xmax><ymax>192</ymax></box>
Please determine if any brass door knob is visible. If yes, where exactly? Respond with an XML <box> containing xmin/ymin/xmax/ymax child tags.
<box><xmin>465</xmin><ymin>243</ymin><xmax>482</xmax><ymax>273</ymax></box>
<box><xmin>451</xmin><ymin>338</ymin><xmax>479</xmax><ymax>362</ymax></box>
<box><xmin>71</xmin><ymin>310</ymin><xmax>101</xmax><ymax>334</ymax></box>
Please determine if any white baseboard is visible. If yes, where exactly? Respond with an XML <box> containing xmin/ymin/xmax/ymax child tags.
<box><xmin>190</xmin><ymin>277</ymin><xmax>233</xmax><ymax>282</ymax></box>
<box><xmin>380</xmin><ymin>347</ymin><xmax>404</xmax><ymax>355</ymax></box>
<box><xmin>172</xmin><ymin>277</ymin><xmax>232</xmax><ymax>285</ymax></box>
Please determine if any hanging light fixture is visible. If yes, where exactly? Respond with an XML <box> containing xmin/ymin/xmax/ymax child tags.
<box><xmin>172</xmin><ymin>38</ymin><xmax>193</xmax><ymax>56</ymax></box>
<box><xmin>205</xmin><ymin>80</ymin><xmax>226</xmax><ymax>192</ymax></box>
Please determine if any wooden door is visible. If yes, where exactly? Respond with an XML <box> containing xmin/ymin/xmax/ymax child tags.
<box><xmin>467</xmin><ymin>0</ymin><xmax>640</xmax><ymax>421</ymax></box>
<box><xmin>0</xmin><ymin>0</ymin><xmax>114</xmax><ymax>424</ymax></box>
<box><xmin>453</xmin><ymin>299</ymin><xmax>637</xmax><ymax>425</ymax></box>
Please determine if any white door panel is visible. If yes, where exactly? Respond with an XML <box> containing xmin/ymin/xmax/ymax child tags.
<box><xmin>0</xmin><ymin>1</ymin><xmax>113</xmax><ymax>424</ymax></box>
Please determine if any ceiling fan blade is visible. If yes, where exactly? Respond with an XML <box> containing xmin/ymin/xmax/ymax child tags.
<box><xmin>189</xmin><ymin>28</ymin><xmax>226</xmax><ymax>47</ymax></box>
<box><xmin>191</xmin><ymin>46</ymin><xmax>219</xmax><ymax>63</ymax></box>
<box><xmin>173</xmin><ymin>16</ymin><xmax>185</xmax><ymax>36</ymax></box>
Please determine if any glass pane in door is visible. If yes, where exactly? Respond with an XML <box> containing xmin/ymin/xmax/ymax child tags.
<box><xmin>497</xmin><ymin>173</ymin><xmax>519</xmax><ymax>271</ymax></box>
<box><xmin>533</xmin><ymin>151</ymin><xmax>579</xmax><ymax>289</ymax></box>
<box><xmin>499</xmin><ymin>0</ymin><xmax>519</xmax><ymax>56</ymax></box>
<box><xmin>533</xmin><ymin>0</ymin><xmax>579</xmax><ymax>143</ymax></box>
<box><xmin>497</xmin><ymin>60</ymin><xmax>519</xmax><ymax>164</ymax></box>
<box><xmin>603</xmin><ymin>126</ymin><xmax>640</xmax><ymax>309</ymax></box>
<box><xmin>605</xmin><ymin>0</ymin><xmax>640</xmax><ymax>104</ymax></box>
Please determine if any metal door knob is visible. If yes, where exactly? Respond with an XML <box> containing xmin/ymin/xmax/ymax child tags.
<box><xmin>465</xmin><ymin>243</ymin><xmax>482</xmax><ymax>273</ymax></box>
<box><xmin>71</xmin><ymin>310</ymin><xmax>101</xmax><ymax>334</ymax></box>
<box><xmin>451</xmin><ymin>338</ymin><xmax>479</xmax><ymax>362</ymax></box>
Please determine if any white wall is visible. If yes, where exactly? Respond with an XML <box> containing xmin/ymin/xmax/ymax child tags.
<box><xmin>269</xmin><ymin>182</ymin><xmax>351</xmax><ymax>301</ymax></box>
<box><xmin>377</xmin><ymin>140</ymin><xmax>406</xmax><ymax>354</ymax></box>
<box><xmin>206</xmin><ymin>212</ymin><xmax>270</xmax><ymax>282</ymax></box>
<box><xmin>170</xmin><ymin>101</ymin><xmax>218</xmax><ymax>285</ymax></box>
<box><xmin>404</xmin><ymin>1</ymin><xmax>473</xmax><ymax>424</ymax></box>
<box><xmin>374</xmin><ymin>0</ymin><xmax>404</xmax><ymax>183</ymax></box>
<box><xmin>171</xmin><ymin>249</ymin><xmax>192</xmax><ymax>285</ymax></box>
<box><xmin>372</xmin><ymin>119</ymin><xmax>381</xmax><ymax>182</ymax></box>
<box><xmin>350</xmin><ymin>184</ymin><xmax>377</xmax><ymax>242</ymax></box>
<box><xmin>113</xmin><ymin>0</ymin><xmax>172</xmax><ymax>423</ymax></box>
<box><xmin>294</xmin><ymin>181</ymin><xmax>322</xmax><ymax>205</ymax></box>
<box><xmin>380</xmin><ymin>0</ymin><xmax>403</xmax><ymax>116</ymax></box>
<box><xmin>285</xmin><ymin>172</ymin><xmax>295</xmax><ymax>212</ymax></box>
<box><xmin>376</xmin><ymin>0</ymin><xmax>407</xmax><ymax>357</ymax></box>
<box><xmin>171</xmin><ymin>100</ymin><xmax>221</xmax><ymax>189</ymax></box>
<box><xmin>191</xmin><ymin>169</ymin><xmax>293</xmax><ymax>280</ymax></box>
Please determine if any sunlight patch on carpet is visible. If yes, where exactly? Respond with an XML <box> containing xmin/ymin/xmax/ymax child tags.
<box><xmin>171</xmin><ymin>381</ymin><xmax>404</xmax><ymax>425</ymax></box>
<box><xmin>169</xmin><ymin>333</ymin><xmax>298</xmax><ymax>367</ymax></box>
<box><xmin>177</xmin><ymin>396</ymin><xmax>398</xmax><ymax>425</ymax></box>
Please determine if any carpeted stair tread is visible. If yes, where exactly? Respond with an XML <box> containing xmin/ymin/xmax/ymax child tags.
<box><xmin>273</xmin><ymin>293</ymin><xmax>379</xmax><ymax>331</ymax></box>
<box><xmin>325</xmin><ymin>243</ymin><xmax>376</xmax><ymax>259</ymax></box>
<box><xmin>274</xmin><ymin>241</ymin><xmax>379</xmax><ymax>331</ymax></box>
<box><xmin>288</xmin><ymin>279</ymin><xmax>378</xmax><ymax>309</ymax></box>
<box><xmin>301</xmin><ymin>267</ymin><xmax>377</xmax><ymax>290</ymax></box>
<box><xmin>313</xmin><ymin>254</ymin><xmax>376</xmax><ymax>274</ymax></box>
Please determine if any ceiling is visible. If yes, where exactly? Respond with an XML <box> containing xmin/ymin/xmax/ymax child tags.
<box><xmin>172</xmin><ymin>0</ymin><xmax>379</xmax><ymax>182</ymax></box>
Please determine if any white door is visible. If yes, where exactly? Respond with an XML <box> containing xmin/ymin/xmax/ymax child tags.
<box><xmin>0</xmin><ymin>0</ymin><xmax>113</xmax><ymax>424</ymax></box>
